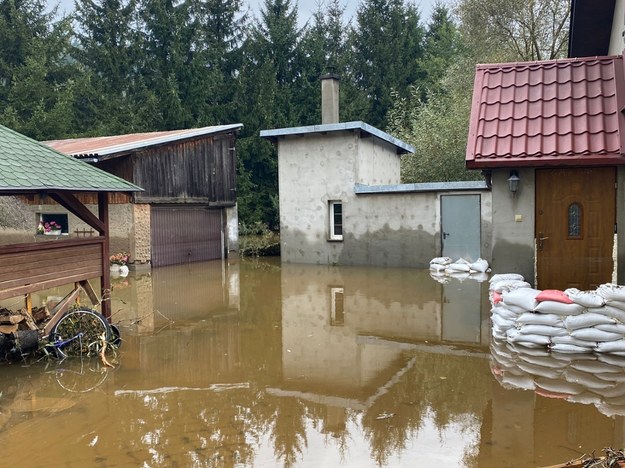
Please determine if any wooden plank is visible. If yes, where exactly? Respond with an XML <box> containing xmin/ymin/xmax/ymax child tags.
<box><xmin>0</xmin><ymin>264</ymin><xmax>101</xmax><ymax>291</ymax></box>
<box><xmin>0</xmin><ymin>271</ymin><xmax>100</xmax><ymax>301</ymax></box>
<box><xmin>0</xmin><ymin>237</ymin><xmax>105</xmax><ymax>255</ymax></box>
<box><xmin>0</xmin><ymin>249</ymin><xmax>101</xmax><ymax>278</ymax></box>
<box><xmin>79</xmin><ymin>280</ymin><xmax>100</xmax><ymax>306</ymax></box>
<box><xmin>43</xmin><ymin>286</ymin><xmax>83</xmax><ymax>336</ymax></box>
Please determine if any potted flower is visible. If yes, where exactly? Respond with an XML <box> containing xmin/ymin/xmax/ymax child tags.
<box><xmin>110</xmin><ymin>252</ymin><xmax>129</xmax><ymax>274</ymax></box>
<box><xmin>43</xmin><ymin>221</ymin><xmax>62</xmax><ymax>235</ymax></box>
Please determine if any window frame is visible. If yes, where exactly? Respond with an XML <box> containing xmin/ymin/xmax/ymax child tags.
<box><xmin>328</xmin><ymin>200</ymin><xmax>343</xmax><ymax>241</ymax></box>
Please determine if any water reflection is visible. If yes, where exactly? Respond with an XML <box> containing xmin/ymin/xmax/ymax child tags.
<box><xmin>1</xmin><ymin>259</ymin><xmax>624</xmax><ymax>466</ymax></box>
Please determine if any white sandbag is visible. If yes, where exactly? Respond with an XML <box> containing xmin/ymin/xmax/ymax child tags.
<box><xmin>470</xmin><ymin>258</ymin><xmax>489</xmax><ymax>273</ymax></box>
<box><xmin>502</xmin><ymin>288</ymin><xmax>541</xmax><ymax>310</ymax></box>
<box><xmin>489</xmin><ymin>273</ymin><xmax>525</xmax><ymax>284</ymax></box>
<box><xmin>492</xmin><ymin>328</ymin><xmax>507</xmax><ymax>340</ymax></box>
<box><xmin>594</xmin><ymin>382</ymin><xmax>625</xmax><ymax>398</ymax></box>
<box><xmin>518</xmin><ymin>324</ymin><xmax>566</xmax><ymax>337</ymax></box>
<box><xmin>595</xmin><ymin>339</ymin><xmax>625</xmax><ymax>353</ymax></box>
<box><xmin>550</xmin><ymin>335</ymin><xmax>596</xmax><ymax>348</ymax></box>
<box><xmin>565</xmin><ymin>288</ymin><xmax>606</xmax><ymax>308</ymax></box>
<box><xmin>492</xmin><ymin>305</ymin><xmax>520</xmax><ymax>321</ymax></box>
<box><xmin>598</xmin><ymin>284</ymin><xmax>625</xmax><ymax>302</ymax></box>
<box><xmin>596</xmin><ymin>403</ymin><xmax>625</xmax><ymax>418</ymax></box>
<box><xmin>595</xmin><ymin>323</ymin><xmax>625</xmax><ymax>334</ymax></box>
<box><xmin>564</xmin><ymin>313</ymin><xmax>615</xmax><ymax>330</ymax></box>
<box><xmin>445</xmin><ymin>263</ymin><xmax>471</xmax><ymax>273</ymax></box>
<box><xmin>534</xmin><ymin>377</ymin><xmax>584</xmax><ymax>395</ymax></box>
<box><xmin>597</xmin><ymin>353</ymin><xmax>625</xmax><ymax>367</ymax></box>
<box><xmin>589</xmin><ymin>306</ymin><xmax>625</xmax><ymax>323</ymax></box>
<box><xmin>453</xmin><ymin>257</ymin><xmax>471</xmax><ymax>265</ymax></box>
<box><xmin>492</xmin><ymin>280</ymin><xmax>532</xmax><ymax>294</ymax></box>
<box><xmin>506</xmin><ymin>328</ymin><xmax>550</xmax><ymax>346</ymax></box>
<box><xmin>550</xmin><ymin>343</ymin><xmax>594</xmax><ymax>354</ymax></box>
<box><xmin>501</xmin><ymin>374</ymin><xmax>536</xmax><ymax>390</ymax></box>
<box><xmin>509</xmin><ymin>343</ymin><xmax>551</xmax><ymax>356</ymax></box>
<box><xmin>571</xmin><ymin>328</ymin><xmax>622</xmax><ymax>342</ymax></box>
<box><xmin>491</xmin><ymin>313</ymin><xmax>515</xmax><ymax>330</ymax></box>
<box><xmin>429</xmin><ymin>263</ymin><xmax>447</xmax><ymax>272</ymax></box>
<box><xmin>594</xmin><ymin>372</ymin><xmax>625</xmax><ymax>383</ymax></box>
<box><xmin>570</xmin><ymin>360</ymin><xmax>621</xmax><ymax>374</ymax></box>
<box><xmin>430</xmin><ymin>256</ymin><xmax>452</xmax><ymax>265</ymax></box>
<box><xmin>564</xmin><ymin>368</ymin><xmax>613</xmax><ymax>390</ymax></box>
<box><xmin>605</xmin><ymin>300</ymin><xmax>625</xmax><ymax>311</ymax></box>
<box><xmin>516</xmin><ymin>312</ymin><xmax>563</xmax><ymax>327</ymax></box>
<box><xmin>516</xmin><ymin>361</ymin><xmax>562</xmax><ymax>379</ymax></box>
<box><xmin>567</xmin><ymin>392</ymin><xmax>602</xmax><ymax>405</ymax></box>
<box><xmin>517</xmin><ymin>353</ymin><xmax>566</xmax><ymax>369</ymax></box>
<box><xmin>534</xmin><ymin>301</ymin><xmax>586</xmax><ymax>316</ymax></box>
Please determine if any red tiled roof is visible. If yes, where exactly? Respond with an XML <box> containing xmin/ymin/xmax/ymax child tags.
<box><xmin>466</xmin><ymin>55</ymin><xmax>625</xmax><ymax>169</ymax></box>
<box><xmin>45</xmin><ymin>124</ymin><xmax>242</xmax><ymax>158</ymax></box>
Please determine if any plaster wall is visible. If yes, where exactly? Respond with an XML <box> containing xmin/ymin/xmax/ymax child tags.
<box><xmin>355</xmin><ymin>139</ymin><xmax>401</xmax><ymax>186</ymax></box>
<box><xmin>609</xmin><ymin>0</ymin><xmax>625</xmax><ymax>55</ymax></box>
<box><xmin>617</xmin><ymin>167</ymin><xmax>625</xmax><ymax>284</ymax></box>
<box><xmin>490</xmin><ymin>169</ymin><xmax>536</xmax><ymax>284</ymax></box>
<box><xmin>225</xmin><ymin>204</ymin><xmax>239</xmax><ymax>254</ymax></box>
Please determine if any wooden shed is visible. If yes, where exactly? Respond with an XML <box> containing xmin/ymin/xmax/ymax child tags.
<box><xmin>0</xmin><ymin>124</ymin><xmax>142</xmax><ymax>319</ymax></box>
<box><xmin>44</xmin><ymin>124</ymin><xmax>242</xmax><ymax>267</ymax></box>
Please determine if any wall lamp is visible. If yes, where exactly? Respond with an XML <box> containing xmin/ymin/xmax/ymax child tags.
<box><xmin>507</xmin><ymin>170</ymin><xmax>520</xmax><ymax>194</ymax></box>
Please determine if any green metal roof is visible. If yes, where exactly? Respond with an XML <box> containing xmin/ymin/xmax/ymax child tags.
<box><xmin>0</xmin><ymin>124</ymin><xmax>142</xmax><ymax>193</ymax></box>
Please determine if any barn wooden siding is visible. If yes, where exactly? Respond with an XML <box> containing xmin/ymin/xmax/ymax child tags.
<box><xmin>133</xmin><ymin>133</ymin><xmax>236</xmax><ymax>205</ymax></box>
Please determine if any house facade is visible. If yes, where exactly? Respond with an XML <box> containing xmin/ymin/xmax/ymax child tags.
<box><xmin>43</xmin><ymin>125</ymin><xmax>242</xmax><ymax>267</ymax></box>
<box><xmin>262</xmin><ymin>75</ymin><xmax>492</xmax><ymax>268</ymax></box>
<box><xmin>465</xmin><ymin>0</ymin><xmax>625</xmax><ymax>290</ymax></box>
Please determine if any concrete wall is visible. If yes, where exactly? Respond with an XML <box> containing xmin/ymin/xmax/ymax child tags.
<box><xmin>278</xmin><ymin>130</ymin><xmax>492</xmax><ymax>268</ymax></box>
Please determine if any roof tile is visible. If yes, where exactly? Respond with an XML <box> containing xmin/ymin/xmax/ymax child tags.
<box><xmin>467</xmin><ymin>55</ymin><xmax>625</xmax><ymax>168</ymax></box>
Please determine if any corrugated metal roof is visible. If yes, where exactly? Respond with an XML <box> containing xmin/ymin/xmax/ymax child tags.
<box><xmin>260</xmin><ymin>121</ymin><xmax>414</xmax><ymax>155</ymax></box>
<box><xmin>0</xmin><ymin>124</ymin><xmax>142</xmax><ymax>193</ymax></box>
<box><xmin>45</xmin><ymin>124</ymin><xmax>243</xmax><ymax>158</ymax></box>
<box><xmin>466</xmin><ymin>55</ymin><xmax>625</xmax><ymax>169</ymax></box>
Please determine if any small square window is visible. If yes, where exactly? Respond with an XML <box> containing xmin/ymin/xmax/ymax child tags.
<box><xmin>329</xmin><ymin>201</ymin><xmax>343</xmax><ymax>241</ymax></box>
<box><xmin>38</xmin><ymin>213</ymin><xmax>69</xmax><ymax>235</ymax></box>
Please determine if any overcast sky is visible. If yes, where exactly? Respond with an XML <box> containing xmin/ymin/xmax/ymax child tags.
<box><xmin>50</xmin><ymin>0</ymin><xmax>441</xmax><ymax>27</ymax></box>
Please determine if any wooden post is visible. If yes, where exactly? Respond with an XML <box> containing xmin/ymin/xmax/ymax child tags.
<box><xmin>25</xmin><ymin>294</ymin><xmax>32</xmax><ymax>315</ymax></box>
<box><xmin>99</xmin><ymin>192</ymin><xmax>111</xmax><ymax>320</ymax></box>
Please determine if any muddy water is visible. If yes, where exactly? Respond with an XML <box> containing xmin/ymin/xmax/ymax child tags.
<box><xmin>0</xmin><ymin>258</ymin><xmax>623</xmax><ymax>467</ymax></box>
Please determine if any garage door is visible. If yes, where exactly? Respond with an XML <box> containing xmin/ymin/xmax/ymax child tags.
<box><xmin>151</xmin><ymin>206</ymin><xmax>223</xmax><ymax>267</ymax></box>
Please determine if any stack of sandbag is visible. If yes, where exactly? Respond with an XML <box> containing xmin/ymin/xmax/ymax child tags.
<box><xmin>489</xmin><ymin>274</ymin><xmax>625</xmax><ymax>356</ymax></box>
<box><xmin>429</xmin><ymin>257</ymin><xmax>490</xmax><ymax>283</ymax></box>
<box><xmin>490</xmin><ymin>338</ymin><xmax>625</xmax><ymax>417</ymax></box>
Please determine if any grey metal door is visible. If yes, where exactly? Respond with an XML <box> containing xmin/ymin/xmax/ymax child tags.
<box><xmin>151</xmin><ymin>206</ymin><xmax>223</xmax><ymax>267</ymax></box>
<box><xmin>441</xmin><ymin>195</ymin><xmax>481</xmax><ymax>261</ymax></box>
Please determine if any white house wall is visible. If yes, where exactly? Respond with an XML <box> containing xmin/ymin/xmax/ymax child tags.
<box><xmin>490</xmin><ymin>169</ymin><xmax>536</xmax><ymax>282</ymax></box>
<box><xmin>609</xmin><ymin>0</ymin><xmax>625</xmax><ymax>55</ymax></box>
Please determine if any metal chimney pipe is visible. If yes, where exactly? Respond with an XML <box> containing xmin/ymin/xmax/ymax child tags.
<box><xmin>320</xmin><ymin>73</ymin><xmax>339</xmax><ymax>124</ymax></box>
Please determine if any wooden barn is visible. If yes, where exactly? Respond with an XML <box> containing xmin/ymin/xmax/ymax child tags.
<box><xmin>0</xmin><ymin>123</ymin><xmax>141</xmax><ymax>319</ymax></box>
<box><xmin>44</xmin><ymin>124</ymin><xmax>242</xmax><ymax>267</ymax></box>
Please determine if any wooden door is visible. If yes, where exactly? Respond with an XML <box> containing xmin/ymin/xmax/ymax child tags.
<box><xmin>535</xmin><ymin>167</ymin><xmax>615</xmax><ymax>290</ymax></box>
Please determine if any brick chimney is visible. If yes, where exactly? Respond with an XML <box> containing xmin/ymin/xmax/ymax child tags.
<box><xmin>320</xmin><ymin>72</ymin><xmax>339</xmax><ymax>124</ymax></box>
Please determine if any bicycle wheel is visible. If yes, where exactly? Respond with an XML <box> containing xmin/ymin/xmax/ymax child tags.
<box><xmin>49</xmin><ymin>308</ymin><xmax>112</xmax><ymax>359</ymax></box>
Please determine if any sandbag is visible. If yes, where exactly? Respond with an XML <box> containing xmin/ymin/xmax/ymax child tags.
<box><xmin>571</xmin><ymin>328</ymin><xmax>622</xmax><ymax>342</ymax></box>
<box><xmin>565</xmin><ymin>288</ymin><xmax>606</xmax><ymax>308</ymax></box>
<box><xmin>595</xmin><ymin>323</ymin><xmax>625</xmax><ymax>334</ymax></box>
<box><xmin>570</xmin><ymin>360</ymin><xmax>621</xmax><ymax>374</ymax></box>
<box><xmin>491</xmin><ymin>313</ymin><xmax>515</xmax><ymax>330</ymax></box>
<box><xmin>490</xmin><ymin>273</ymin><xmax>525</xmax><ymax>284</ymax></box>
<box><xmin>445</xmin><ymin>263</ymin><xmax>471</xmax><ymax>273</ymax></box>
<box><xmin>506</xmin><ymin>328</ymin><xmax>550</xmax><ymax>346</ymax></box>
<box><xmin>550</xmin><ymin>343</ymin><xmax>594</xmax><ymax>354</ymax></box>
<box><xmin>536</xmin><ymin>289</ymin><xmax>573</xmax><ymax>304</ymax></box>
<box><xmin>534</xmin><ymin>301</ymin><xmax>585</xmax><ymax>316</ymax></box>
<box><xmin>518</xmin><ymin>324</ymin><xmax>566</xmax><ymax>337</ymax></box>
<box><xmin>491</xmin><ymin>305</ymin><xmax>520</xmax><ymax>321</ymax></box>
<box><xmin>516</xmin><ymin>312</ymin><xmax>563</xmax><ymax>327</ymax></box>
<box><xmin>595</xmin><ymin>339</ymin><xmax>625</xmax><ymax>353</ymax></box>
<box><xmin>534</xmin><ymin>377</ymin><xmax>584</xmax><ymax>395</ymax></box>
<box><xmin>605</xmin><ymin>300</ymin><xmax>625</xmax><ymax>311</ymax></box>
<box><xmin>429</xmin><ymin>263</ymin><xmax>446</xmax><ymax>272</ymax></box>
<box><xmin>550</xmin><ymin>335</ymin><xmax>595</xmax><ymax>348</ymax></box>
<box><xmin>597</xmin><ymin>284</ymin><xmax>625</xmax><ymax>302</ymax></box>
<box><xmin>564</xmin><ymin>368</ymin><xmax>612</xmax><ymax>390</ymax></box>
<box><xmin>492</xmin><ymin>280</ymin><xmax>532</xmax><ymax>294</ymax></box>
<box><xmin>589</xmin><ymin>306</ymin><xmax>625</xmax><ymax>323</ymax></box>
<box><xmin>470</xmin><ymin>258</ymin><xmax>489</xmax><ymax>273</ymax></box>
<box><xmin>564</xmin><ymin>313</ymin><xmax>615</xmax><ymax>330</ymax></box>
<box><xmin>502</xmin><ymin>288</ymin><xmax>541</xmax><ymax>310</ymax></box>
<box><xmin>430</xmin><ymin>256</ymin><xmax>452</xmax><ymax>265</ymax></box>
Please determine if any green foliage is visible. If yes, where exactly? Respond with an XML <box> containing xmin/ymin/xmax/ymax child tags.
<box><xmin>238</xmin><ymin>221</ymin><xmax>280</xmax><ymax>257</ymax></box>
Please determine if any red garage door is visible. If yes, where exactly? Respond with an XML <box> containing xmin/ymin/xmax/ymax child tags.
<box><xmin>151</xmin><ymin>206</ymin><xmax>223</xmax><ymax>267</ymax></box>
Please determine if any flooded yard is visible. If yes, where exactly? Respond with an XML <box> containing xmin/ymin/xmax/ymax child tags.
<box><xmin>0</xmin><ymin>258</ymin><xmax>624</xmax><ymax>467</ymax></box>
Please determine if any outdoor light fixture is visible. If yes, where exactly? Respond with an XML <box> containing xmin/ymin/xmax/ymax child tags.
<box><xmin>507</xmin><ymin>170</ymin><xmax>520</xmax><ymax>194</ymax></box>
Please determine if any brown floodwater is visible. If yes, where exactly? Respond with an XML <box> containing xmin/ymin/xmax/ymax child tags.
<box><xmin>0</xmin><ymin>258</ymin><xmax>623</xmax><ymax>467</ymax></box>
